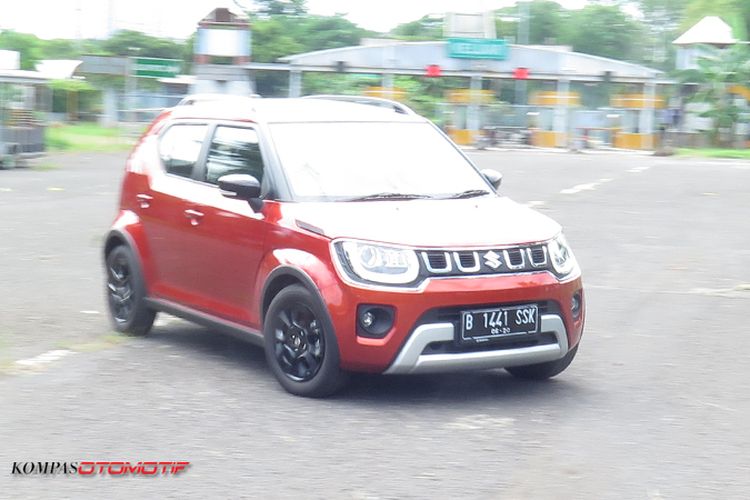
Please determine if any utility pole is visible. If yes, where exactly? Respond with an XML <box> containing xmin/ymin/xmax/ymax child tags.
<box><xmin>518</xmin><ymin>0</ymin><xmax>530</xmax><ymax>45</ymax></box>
<box><xmin>516</xmin><ymin>1</ymin><xmax>530</xmax><ymax>105</ymax></box>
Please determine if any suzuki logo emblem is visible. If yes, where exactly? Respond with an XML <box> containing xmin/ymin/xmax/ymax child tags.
<box><xmin>483</xmin><ymin>250</ymin><xmax>502</xmax><ymax>269</ymax></box>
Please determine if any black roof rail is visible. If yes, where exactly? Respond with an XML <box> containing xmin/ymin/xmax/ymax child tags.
<box><xmin>301</xmin><ymin>95</ymin><xmax>417</xmax><ymax>115</ymax></box>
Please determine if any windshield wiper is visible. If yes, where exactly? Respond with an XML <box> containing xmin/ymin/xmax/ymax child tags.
<box><xmin>442</xmin><ymin>189</ymin><xmax>491</xmax><ymax>199</ymax></box>
<box><xmin>345</xmin><ymin>192</ymin><xmax>433</xmax><ymax>202</ymax></box>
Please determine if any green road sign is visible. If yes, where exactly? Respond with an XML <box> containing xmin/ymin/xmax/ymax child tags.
<box><xmin>447</xmin><ymin>38</ymin><xmax>509</xmax><ymax>60</ymax></box>
<box><xmin>133</xmin><ymin>57</ymin><xmax>181</xmax><ymax>78</ymax></box>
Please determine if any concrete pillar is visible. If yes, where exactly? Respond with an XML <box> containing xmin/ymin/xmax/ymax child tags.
<box><xmin>467</xmin><ymin>74</ymin><xmax>482</xmax><ymax>139</ymax></box>
<box><xmin>640</xmin><ymin>81</ymin><xmax>656</xmax><ymax>150</ymax></box>
<box><xmin>382</xmin><ymin>72</ymin><xmax>394</xmax><ymax>92</ymax></box>
<box><xmin>554</xmin><ymin>78</ymin><xmax>570</xmax><ymax>148</ymax></box>
<box><xmin>288</xmin><ymin>69</ymin><xmax>302</xmax><ymax>98</ymax></box>
<box><xmin>101</xmin><ymin>88</ymin><xmax>118</xmax><ymax>127</ymax></box>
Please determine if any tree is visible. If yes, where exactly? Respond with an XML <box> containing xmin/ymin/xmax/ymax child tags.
<box><xmin>527</xmin><ymin>1</ymin><xmax>566</xmax><ymax>45</ymax></box>
<box><xmin>251</xmin><ymin>14</ymin><xmax>371</xmax><ymax>96</ymax></box>
<box><xmin>39</xmin><ymin>39</ymin><xmax>79</xmax><ymax>60</ymax></box>
<box><xmin>561</xmin><ymin>5</ymin><xmax>645</xmax><ymax>62</ymax></box>
<box><xmin>678</xmin><ymin>44</ymin><xmax>750</xmax><ymax>145</ymax></box>
<box><xmin>100</xmin><ymin>30</ymin><xmax>185</xmax><ymax>59</ymax></box>
<box><xmin>299</xmin><ymin>15</ymin><xmax>371</xmax><ymax>51</ymax></box>
<box><xmin>390</xmin><ymin>15</ymin><xmax>443</xmax><ymax>40</ymax></box>
<box><xmin>628</xmin><ymin>0</ymin><xmax>688</xmax><ymax>68</ymax></box>
<box><xmin>0</xmin><ymin>30</ymin><xmax>42</xmax><ymax>69</ymax></box>
<box><xmin>250</xmin><ymin>0</ymin><xmax>307</xmax><ymax>17</ymax></box>
<box><xmin>683</xmin><ymin>0</ymin><xmax>750</xmax><ymax>40</ymax></box>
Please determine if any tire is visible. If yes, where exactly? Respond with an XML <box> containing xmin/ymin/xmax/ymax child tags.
<box><xmin>263</xmin><ymin>284</ymin><xmax>348</xmax><ymax>398</ymax></box>
<box><xmin>506</xmin><ymin>344</ymin><xmax>579</xmax><ymax>380</ymax></box>
<box><xmin>105</xmin><ymin>245</ymin><xmax>156</xmax><ymax>336</ymax></box>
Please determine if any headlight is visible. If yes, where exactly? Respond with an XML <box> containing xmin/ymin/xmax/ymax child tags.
<box><xmin>337</xmin><ymin>240</ymin><xmax>420</xmax><ymax>285</ymax></box>
<box><xmin>547</xmin><ymin>233</ymin><xmax>578</xmax><ymax>278</ymax></box>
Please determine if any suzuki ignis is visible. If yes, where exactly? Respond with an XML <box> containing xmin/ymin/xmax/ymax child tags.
<box><xmin>104</xmin><ymin>95</ymin><xmax>585</xmax><ymax>397</ymax></box>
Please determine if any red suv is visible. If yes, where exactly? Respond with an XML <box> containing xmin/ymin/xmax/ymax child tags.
<box><xmin>104</xmin><ymin>95</ymin><xmax>585</xmax><ymax>397</ymax></box>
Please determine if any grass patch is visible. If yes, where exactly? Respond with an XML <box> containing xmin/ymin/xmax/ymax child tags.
<box><xmin>57</xmin><ymin>333</ymin><xmax>129</xmax><ymax>353</ymax></box>
<box><xmin>676</xmin><ymin>148</ymin><xmax>750</xmax><ymax>159</ymax></box>
<box><xmin>29</xmin><ymin>161</ymin><xmax>59</xmax><ymax>171</ymax></box>
<box><xmin>45</xmin><ymin>123</ymin><xmax>136</xmax><ymax>153</ymax></box>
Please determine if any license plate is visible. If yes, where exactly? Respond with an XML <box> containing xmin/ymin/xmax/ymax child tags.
<box><xmin>460</xmin><ymin>304</ymin><xmax>539</xmax><ymax>343</ymax></box>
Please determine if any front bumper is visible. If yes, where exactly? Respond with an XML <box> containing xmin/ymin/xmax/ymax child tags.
<box><xmin>384</xmin><ymin>314</ymin><xmax>568</xmax><ymax>374</ymax></box>
<box><xmin>328</xmin><ymin>271</ymin><xmax>584</xmax><ymax>373</ymax></box>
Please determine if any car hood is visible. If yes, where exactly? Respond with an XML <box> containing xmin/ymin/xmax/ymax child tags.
<box><xmin>288</xmin><ymin>196</ymin><xmax>560</xmax><ymax>247</ymax></box>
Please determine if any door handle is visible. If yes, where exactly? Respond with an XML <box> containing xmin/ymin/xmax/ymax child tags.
<box><xmin>184</xmin><ymin>209</ymin><xmax>204</xmax><ymax>226</ymax></box>
<box><xmin>136</xmin><ymin>193</ymin><xmax>153</xmax><ymax>209</ymax></box>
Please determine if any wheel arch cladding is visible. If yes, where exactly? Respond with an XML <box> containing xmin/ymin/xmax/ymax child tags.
<box><xmin>261</xmin><ymin>266</ymin><xmax>329</xmax><ymax>322</ymax></box>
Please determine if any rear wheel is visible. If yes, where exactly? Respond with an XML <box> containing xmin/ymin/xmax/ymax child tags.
<box><xmin>263</xmin><ymin>285</ymin><xmax>348</xmax><ymax>397</ymax></box>
<box><xmin>506</xmin><ymin>345</ymin><xmax>578</xmax><ymax>380</ymax></box>
<box><xmin>105</xmin><ymin>245</ymin><xmax>155</xmax><ymax>336</ymax></box>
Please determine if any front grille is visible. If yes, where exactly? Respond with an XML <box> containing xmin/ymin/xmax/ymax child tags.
<box><xmin>419</xmin><ymin>243</ymin><xmax>550</xmax><ymax>277</ymax></box>
<box><xmin>426</xmin><ymin>252</ymin><xmax>449</xmax><ymax>271</ymax></box>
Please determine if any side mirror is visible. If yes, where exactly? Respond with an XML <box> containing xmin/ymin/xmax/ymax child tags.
<box><xmin>481</xmin><ymin>169</ymin><xmax>503</xmax><ymax>190</ymax></box>
<box><xmin>218</xmin><ymin>174</ymin><xmax>262</xmax><ymax>210</ymax></box>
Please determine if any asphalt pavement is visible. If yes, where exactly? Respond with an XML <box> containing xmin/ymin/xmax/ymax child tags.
<box><xmin>1</xmin><ymin>148</ymin><xmax>749</xmax><ymax>499</ymax></box>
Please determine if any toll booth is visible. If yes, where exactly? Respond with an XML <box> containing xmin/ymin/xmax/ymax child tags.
<box><xmin>529</xmin><ymin>91</ymin><xmax>580</xmax><ymax>148</ymax></box>
<box><xmin>610</xmin><ymin>94</ymin><xmax>664</xmax><ymax>150</ymax></box>
<box><xmin>443</xmin><ymin>89</ymin><xmax>495</xmax><ymax>145</ymax></box>
<box><xmin>362</xmin><ymin>86</ymin><xmax>406</xmax><ymax>101</ymax></box>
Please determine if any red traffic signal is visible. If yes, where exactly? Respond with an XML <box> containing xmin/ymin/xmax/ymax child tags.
<box><xmin>425</xmin><ymin>64</ymin><xmax>442</xmax><ymax>77</ymax></box>
<box><xmin>513</xmin><ymin>67</ymin><xmax>529</xmax><ymax>80</ymax></box>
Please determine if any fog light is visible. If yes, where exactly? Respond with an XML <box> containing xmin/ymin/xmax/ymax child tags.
<box><xmin>361</xmin><ymin>311</ymin><xmax>375</xmax><ymax>328</ymax></box>
<box><xmin>571</xmin><ymin>290</ymin><xmax>582</xmax><ymax>320</ymax></box>
<box><xmin>357</xmin><ymin>305</ymin><xmax>395</xmax><ymax>338</ymax></box>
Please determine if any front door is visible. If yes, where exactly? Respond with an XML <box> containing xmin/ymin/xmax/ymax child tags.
<box><xmin>172</xmin><ymin>125</ymin><xmax>269</xmax><ymax>326</ymax></box>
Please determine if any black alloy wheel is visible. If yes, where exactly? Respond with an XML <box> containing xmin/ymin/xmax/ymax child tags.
<box><xmin>271</xmin><ymin>303</ymin><xmax>325</xmax><ymax>382</ymax></box>
<box><xmin>105</xmin><ymin>245</ymin><xmax>155</xmax><ymax>336</ymax></box>
<box><xmin>263</xmin><ymin>284</ymin><xmax>348</xmax><ymax>397</ymax></box>
<box><xmin>108</xmin><ymin>252</ymin><xmax>135</xmax><ymax>324</ymax></box>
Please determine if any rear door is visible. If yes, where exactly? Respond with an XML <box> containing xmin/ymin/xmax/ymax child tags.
<box><xmin>139</xmin><ymin>122</ymin><xmax>211</xmax><ymax>306</ymax></box>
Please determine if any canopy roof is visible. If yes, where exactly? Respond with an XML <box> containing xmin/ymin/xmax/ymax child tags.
<box><xmin>275</xmin><ymin>41</ymin><xmax>663</xmax><ymax>83</ymax></box>
<box><xmin>673</xmin><ymin>16</ymin><xmax>737</xmax><ymax>46</ymax></box>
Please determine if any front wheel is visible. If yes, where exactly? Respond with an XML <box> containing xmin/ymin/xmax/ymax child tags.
<box><xmin>506</xmin><ymin>345</ymin><xmax>579</xmax><ymax>380</ymax></box>
<box><xmin>263</xmin><ymin>285</ymin><xmax>348</xmax><ymax>398</ymax></box>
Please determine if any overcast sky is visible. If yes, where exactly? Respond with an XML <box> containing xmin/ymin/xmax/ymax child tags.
<box><xmin>0</xmin><ymin>0</ymin><xmax>588</xmax><ymax>40</ymax></box>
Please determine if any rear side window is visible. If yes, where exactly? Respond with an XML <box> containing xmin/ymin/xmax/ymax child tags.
<box><xmin>159</xmin><ymin>124</ymin><xmax>207</xmax><ymax>178</ymax></box>
<box><xmin>204</xmin><ymin>126</ymin><xmax>265</xmax><ymax>185</ymax></box>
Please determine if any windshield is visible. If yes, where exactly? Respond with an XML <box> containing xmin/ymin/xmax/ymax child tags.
<box><xmin>269</xmin><ymin>121</ymin><xmax>491</xmax><ymax>201</ymax></box>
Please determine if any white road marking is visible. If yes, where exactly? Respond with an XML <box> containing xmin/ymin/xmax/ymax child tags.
<box><xmin>559</xmin><ymin>178</ymin><xmax>612</xmax><ymax>195</ymax></box>
<box><xmin>14</xmin><ymin>349</ymin><xmax>76</xmax><ymax>370</ymax></box>
<box><xmin>79</xmin><ymin>310</ymin><xmax>100</xmax><ymax>315</ymax></box>
<box><xmin>699</xmin><ymin>401</ymin><xmax>736</xmax><ymax>412</ymax></box>
<box><xmin>587</xmin><ymin>283</ymin><xmax>750</xmax><ymax>298</ymax></box>
<box><xmin>154</xmin><ymin>314</ymin><xmax>183</xmax><ymax>327</ymax></box>
<box><xmin>525</xmin><ymin>200</ymin><xmax>545</xmax><ymax>208</ymax></box>
<box><xmin>0</xmin><ymin>187</ymin><xmax>12</xmax><ymax>192</ymax></box>
<box><xmin>444</xmin><ymin>415</ymin><xmax>515</xmax><ymax>431</ymax></box>
<box><xmin>47</xmin><ymin>187</ymin><xmax>65</xmax><ymax>192</ymax></box>
<box><xmin>628</xmin><ymin>165</ymin><xmax>651</xmax><ymax>173</ymax></box>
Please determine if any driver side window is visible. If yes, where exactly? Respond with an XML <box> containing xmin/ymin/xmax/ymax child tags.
<box><xmin>204</xmin><ymin>126</ymin><xmax>265</xmax><ymax>185</ymax></box>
